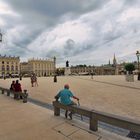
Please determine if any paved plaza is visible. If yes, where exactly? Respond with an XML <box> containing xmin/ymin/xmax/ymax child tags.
<box><xmin>0</xmin><ymin>94</ymin><xmax>131</xmax><ymax>140</ymax></box>
<box><xmin>0</xmin><ymin>75</ymin><xmax>140</xmax><ymax>121</ymax></box>
<box><xmin>0</xmin><ymin>75</ymin><xmax>140</xmax><ymax>139</ymax></box>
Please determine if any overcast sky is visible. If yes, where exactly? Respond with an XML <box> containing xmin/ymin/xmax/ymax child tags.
<box><xmin>0</xmin><ymin>0</ymin><xmax>140</xmax><ymax>67</ymax></box>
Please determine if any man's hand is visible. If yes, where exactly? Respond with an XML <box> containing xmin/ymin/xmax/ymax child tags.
<box><xmin>55</xmin><ymin>96</ymin><xmax>59</xmax><ymax>101</ymax></box>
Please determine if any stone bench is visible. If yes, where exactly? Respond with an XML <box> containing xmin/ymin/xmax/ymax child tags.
<box><xmin>0</xmin><ymin>87</ymin><xmax>28</xmax><ymax>103</ymax></box>
<box><xmin>53</xmin><ymin>101</ymin><xmax>140</xmax><ymax>133</ymax></box>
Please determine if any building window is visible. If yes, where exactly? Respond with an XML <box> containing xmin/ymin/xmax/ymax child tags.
<box><xmin>2</xmin><ymin>65</ymin><xmax>5</xmax><ymax>71</ymax></box>
<box><xmin>16</xmin><ymin>66</ymin><xmax>18</xmax><ymax>71</ymax></box>
<box><xmin>2</xmin><ymin>61</ymin><xmax>4</xmax><ymax>64</ymax></box>
<box><xmin>11</xmin><ymin>65</ymin><xmax>14</xmax><ymax>71</ymax></box>
<box><xmin>7</xmin><ymin>62</ymin><xmax>9</xmax><ymax>64</ymax></box>
<box><xmin>7</xmin><ymin>65</ymin><xmax>9</xmax><ymax>71</ymax></box>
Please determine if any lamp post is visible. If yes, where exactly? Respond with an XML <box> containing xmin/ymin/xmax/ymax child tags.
<box><xmin>0</xmin><ymin>31</ymin><xmax>2</xmax><ymax>42</ymax></box>
<box><xmin>53</xmin><ymin>56</ymin><xmax>57</xmax><ymax>82</ymax></box>
<box><xmin>0</xmin><ymin>30</ymin><xmax>2</xmax><ymax>78</ymax></box>
<box><xmin>136</xmin><ymin>50</ymin><xmax>140</xmax><ymax>80</ymax></box>
<box><xmin>53</xmin><ymin>56</ymin><xmax>56</xmax><ymax>72</ymax></box>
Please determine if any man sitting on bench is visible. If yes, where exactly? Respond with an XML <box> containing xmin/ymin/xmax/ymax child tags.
<box><xmin>55</xmin><ymin>84</ymin><xmax>79</xmax><ymax>120</ymax></box>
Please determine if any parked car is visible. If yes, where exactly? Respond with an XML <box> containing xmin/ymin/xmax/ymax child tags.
<box><xmin>23</xmin><ymin>74</ymin><xmax>31</xmax><ymax>77</ymax></box>
<box><xmin>11</xmin><ymin>74</ymin><xmax>19</xmax><ymax>78</ymax></box>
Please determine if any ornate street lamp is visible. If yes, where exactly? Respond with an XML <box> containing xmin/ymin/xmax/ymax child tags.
<box><xmin>0</xmin><ymin>32</ymin><xmax>2</xmax><ymax>42</ymax></box>
<box><xmin>136</xmin><ymin>50</ymin><xmax>140</xmax><ymax>80</ymax></box>
<box><xmin>53</xmin><ymin>56</ymin><xmax>57</xmax><ymax>82</ymax></box>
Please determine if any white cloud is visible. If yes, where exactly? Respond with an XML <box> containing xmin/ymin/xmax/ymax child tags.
<box><xmin>23</xmin><ymin>0</ymin><xmax>140</xmax><ymax>66</ymax></box>
<box><xmin>0</xmin><ymin>19</ymin><xmax>5</xmax><ymax>26</ymax></box>
<box><xmin>1</xmin><ymin>0</ymin><xmax>140</xmax><ymax>66</ymax></box>
<box><xmin>26</xmin><ymin>19</ymin><xmax>93</xmax><ymax>57</ymax></box>
<box><xmin>0</xmin><ymin>1</ymin><xmax>19</xmax><ymax>16</ymax></box>
<box><xmin>118</xmin><ymin>8</ymin><xmax>140</xmax><ymax>22</ymax></box>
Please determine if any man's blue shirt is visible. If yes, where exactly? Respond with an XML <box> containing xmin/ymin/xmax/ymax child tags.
<box><xmin>57</xmin><ymin>89</ymin><xmax>73</xmax><ymax>105</ymax></box>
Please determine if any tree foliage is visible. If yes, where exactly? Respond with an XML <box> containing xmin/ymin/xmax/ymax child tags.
<box><xmin>125</xmin><ymin>63</ymin><xmax>135</xmax><ymax>74</ymax></box>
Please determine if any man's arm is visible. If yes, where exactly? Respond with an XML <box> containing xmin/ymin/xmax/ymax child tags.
<box><xmin>69</xmin><ymin>91</ymin><xmax>79</xmax><ymax>101</ymax></box>
<box><xmin>72</xmin><ymin>96</ymin><xmax>79</xmax><ymax>101</ymax></box>
<box><xmin>54</xmin><ymin>92</ymin><xmax>61</xmax><ymax>101</ymax></box>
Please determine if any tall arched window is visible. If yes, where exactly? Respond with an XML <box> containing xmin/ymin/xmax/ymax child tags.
<box><xmin>7</xmin><ymin>65</ymin><xmax>9</xmax><ymax>71</ymax></box>
<box><xmin>11</xmin><ymin>65</ymin><xmax>14</xmax><ymax>71</ymax></box>
<box><xmin>2</xmin><ymin>65</ymin><xmax>5</xmax><ymax>71</ymax></box>
<box><xmin>16</xmin><ymin>66</ymin><xmax>18</xmax><ymax>71</ymax></box>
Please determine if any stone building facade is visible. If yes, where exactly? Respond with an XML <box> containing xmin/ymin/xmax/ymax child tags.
<box><xmin>70</xmin><ymin>65</ymin><xmax>116</xmax><ymax>75</ymax></box>
<box><xmin>0</xmin><ymin>55</ymin><xmax>20</xmax><ymax>77</ymax></box>
<box><xmin>70</xmin><ymin>55</ymin><xmax>118</xmax><ymax>75</ymax></box>
<box><xmin>20</xmin><ymin>57</ymin><xmax>56</xmax><ymax>77</ymax></box>
<box><xmin>20</xmin><ymin>62</ymin><xmax>32</xmax><ymax>76</ymax></box>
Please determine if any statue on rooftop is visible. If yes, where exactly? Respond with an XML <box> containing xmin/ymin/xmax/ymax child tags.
<box><xmin>66</xmin><ymin>60</ymin><xmax>69</xmax><ymax>67</ymax></box>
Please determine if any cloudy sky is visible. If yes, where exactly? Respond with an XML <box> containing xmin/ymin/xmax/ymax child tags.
<box><xmin>0</xmin><ymin>0</ymin><xmax>140</xmax><ymax>67</ymax></box>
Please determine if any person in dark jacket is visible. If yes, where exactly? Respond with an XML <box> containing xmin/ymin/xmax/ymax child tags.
<box><xmin>10</xmin><ymin>80</ymin><xmax>15</xmax><ymax>91</ymax></box>
<box><xmin>14</xmin><ymin>80</ymin><xmax>22</xmax><ymax>99</ymax></box>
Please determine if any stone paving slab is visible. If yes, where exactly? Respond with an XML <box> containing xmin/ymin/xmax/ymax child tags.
<box><xmin>0</xmin><ymin>94</ymin><xmax>131</xmax><ymax>140</ymax></box>
<box><xmin>69</xmin><ymin>129</ymin><xmax>100</xmax><ymax>140</ymax></box>
<box><xmin>54</xmin><ymin>122</ymin><xmax>80</xmax><ymax>136</ymax></box>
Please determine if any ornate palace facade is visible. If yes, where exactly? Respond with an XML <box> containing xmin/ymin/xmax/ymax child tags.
<box><xmin>20</xmin><ymin>57</ymin><xmax>56</xmax><ymax>76</ymax></box>
<box><xmin>0</xmin><ymin>55</ymin><xmax>20</xmax><ymax>77</ymax></box>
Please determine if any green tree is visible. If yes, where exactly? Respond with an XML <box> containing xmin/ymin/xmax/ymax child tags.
<box><xmin>125</xmin><ymin>63</ymin><xmax>135</xmax><ymax>74</ymax></box>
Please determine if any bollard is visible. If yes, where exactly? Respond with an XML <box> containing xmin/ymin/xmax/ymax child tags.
<box><xmin>138</xmin><ymin>73</ymin><xmax>140</xmax><ymax>80</ymax></box>
<box><xmin>2</xmin><ymin>89</ymin><xmax>4</xmax><ymax>94</ymax></box>
<box><xmin>53</xmin><ymin>101</ymin><xmax>60</xmax><ymax>116</ymax></box>
<box><xmin>54</xmin><ymin>75</ymin><xmax>57</xmax><ymax>82</ymax></box>
<box><xmin>90</xmin><ymin>113</ymin><xmax>98</xmax><ymax>131</ymax></box>
<box><xmin>23</xmin><ymin>90</ymin><xmax>28</xmax><ymax>103</ymax></box>
<box><xmin>19</xmin><ymin>76</ymin><xmax>22</xmax><ymax>81</ymax></box>
<box><xmin>54</xmin><ymin>106</ymin><xmax>60</xmax><ymax>116</ymax></box>
<box><xmin>7</xmin><ymin>90</ymin><xmax>10</xmax><ymax>96</ymax></box>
